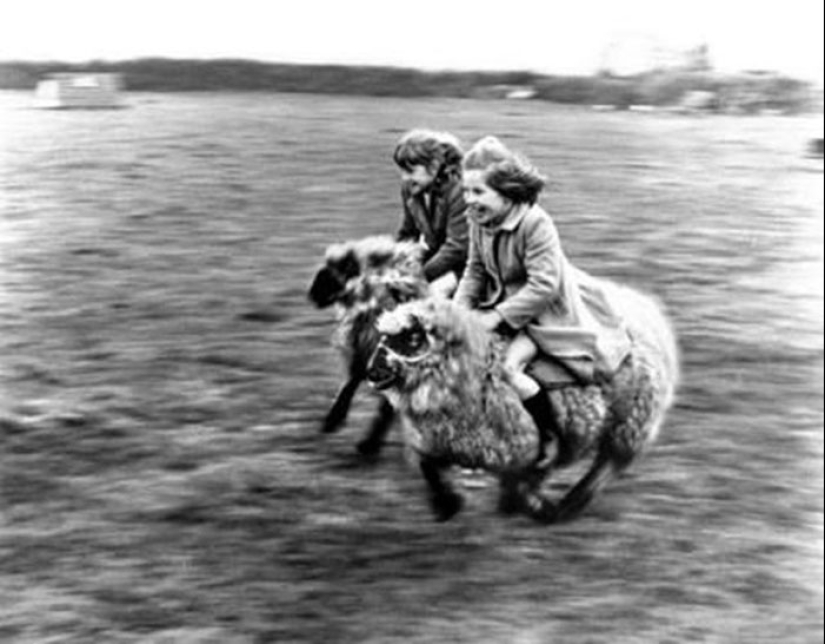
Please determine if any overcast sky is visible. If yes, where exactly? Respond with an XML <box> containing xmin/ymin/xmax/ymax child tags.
<box><xmin>2</xmin><ymin>0</ymin><xmax>823</xmax><ymax>83</ymax></box>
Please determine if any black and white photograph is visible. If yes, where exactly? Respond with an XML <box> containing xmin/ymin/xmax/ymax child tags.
<box><xmin>1</xmin><ymin>1</ymin><xmax>822</xmax><ymax>642</ymax></box>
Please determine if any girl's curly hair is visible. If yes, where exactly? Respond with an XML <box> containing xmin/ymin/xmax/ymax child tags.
<box><xmin>393</xmin><ymin>129</ymin><xmax>464</xmax><ymax>180</ymax></box>
<box><xmin>463</xmin><ymin>136</ymin><xmax>546</xmax><ymax>205</ymax></box>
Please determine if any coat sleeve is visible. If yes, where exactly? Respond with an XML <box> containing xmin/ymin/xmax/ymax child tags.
<box><xmin>453</xmin><ymin>224</ymin><xmax>486</xmax><ymax>309</ymax></box>
<box><xmin>396</xmin><ymin>187</ymin><xmax>420</xmax><ymax>242</ymax></box>
<box><xmin>495</xmin><ymin>213</ymin><xmax>562</xmax><ymax>329</ymax></box>
<box><xmin>421</xmin><ymin>187</ymin><xmax>469</xmax><ymax>281</ymax></box>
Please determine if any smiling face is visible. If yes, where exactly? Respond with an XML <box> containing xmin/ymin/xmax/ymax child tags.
<box><xmin>399</xmin><ymin>163</ymin><xmax>437</xmax><ymax>196</ymax></box>
<box><xmin>462</xmin><ymin>169</ymin><xmax>512</xmax><ymax>227</ymax></box>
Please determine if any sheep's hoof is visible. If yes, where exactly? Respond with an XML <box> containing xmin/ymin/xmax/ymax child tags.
<box><xmin>525</xmin><ymin>494</ymin><xmax>558</xmax><ymax>524</ymax></box>
<box><xmin>431</xmin><ymin>492</ymin><xmax>464</xmax><ymax>522</ymax></box>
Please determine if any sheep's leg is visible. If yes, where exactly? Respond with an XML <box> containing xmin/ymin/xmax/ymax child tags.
<box><xmin>322</xmin><ymin>376</ymin><xmax>361</xmax><ymax>434</ymax></box>
<box><xmin>551</xmin><ymin>450</ymin><xmax>620</xmax><ymax>523</ymax></box>
<box><xmin>420</xmin><ymin>456</ymin><xmax>464</xmax><ymax>522</ymax></box>
<box><xmin>497</xmin><ymin>473</ymin><xmax>524</xmax><ymax>515</ymax></box>
<box><xmin>518</xmin><ymin>466</ymin><xmax>558</xmax><ymax>523</ymax></box>
<box><xmin>356</xmin><ymin>397</ymin><xmax>395</xmax><ymax>457</ymax></box>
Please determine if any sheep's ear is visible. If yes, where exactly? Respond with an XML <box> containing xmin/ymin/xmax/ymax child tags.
<box><xmin>337</xmin><ymin>250</ymin><xmax>361</xmax><ymax>279</ymax></box>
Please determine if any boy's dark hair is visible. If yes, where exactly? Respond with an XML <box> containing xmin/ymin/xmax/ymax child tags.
<box><xmin>393</xmin><ymin>129</ymin><xmax>464</xmax><ymax>179</ymax></box>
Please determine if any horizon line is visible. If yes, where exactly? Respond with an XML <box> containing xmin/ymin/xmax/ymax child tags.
<box><xmin>0</xmin><ymin>56</ymin><xmax>815</xmax><ymax>82</ymax></box>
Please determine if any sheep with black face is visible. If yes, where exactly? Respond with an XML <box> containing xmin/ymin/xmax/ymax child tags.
<box><xmin>308</xmin><ymin>235</ymin><xmax>427</xmax><ymax>456</ymax></box>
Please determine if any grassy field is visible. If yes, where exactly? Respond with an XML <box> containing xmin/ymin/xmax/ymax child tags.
<box><xmin>0</xmin><ymin>91</ymin><xmax>822</xmax><ymax>643</ymax></box>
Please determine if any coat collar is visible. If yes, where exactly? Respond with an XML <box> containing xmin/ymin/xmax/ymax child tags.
<box><xmin>481</xmin><ymin>203</ymin><xmax>531</xmax><ymax>234</ymax></box>
<box><xmin>499</xmin><ymin>203</ymin><xmax>531</xmax><ymax>231</ymax></box>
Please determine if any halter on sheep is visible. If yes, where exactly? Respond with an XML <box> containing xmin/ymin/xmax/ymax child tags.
<box><xmin>308</xmin><ymin>236</ymin><xmax>428</xmax><ymax>456</ymax></box>
<box><xmin>367</xmin><ymin>289</ymin><xmax>679</xmax><ymax>523</ymax></box>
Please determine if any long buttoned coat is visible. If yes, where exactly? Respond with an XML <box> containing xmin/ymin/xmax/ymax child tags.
<box><xmin>397</xmin><ymin>174</ymin><xmax>469</xmax><ymax>282</ymax></box>
<box><xmin>454</xmin><ymin>203</ymin><xmax>631</xmax><ymax>379</ymax></box>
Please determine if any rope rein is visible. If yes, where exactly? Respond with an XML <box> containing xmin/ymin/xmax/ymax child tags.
<box><xmin>378</xmin><ymin>340</ymin><xmax>433</xmax><ymax>366</ymax></box>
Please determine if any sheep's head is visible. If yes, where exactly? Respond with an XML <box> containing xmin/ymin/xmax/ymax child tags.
<box><xmin>367</xmin><ymin>303</ymin><xmax>431</xmax><ymax>390</ymax></box>
<box><xmin>308</xmin><ymin>236</ymin><xmax>424</xmax><ymax>309</ymax></box>
<box><xmin>367</xmin><ymin>299</ymin><xmax>485</xmax><ymax>392</ymax></box>
<box><xmin>308</xmin><ymin>245</ymin><xmax>361</xmax><ymax>308</ymax></box>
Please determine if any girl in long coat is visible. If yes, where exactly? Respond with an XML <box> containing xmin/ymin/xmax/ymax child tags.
<box><xmin>454</xmin><ymin>136</ymin><xmax>631</xmax><ymax>465</ymax></box>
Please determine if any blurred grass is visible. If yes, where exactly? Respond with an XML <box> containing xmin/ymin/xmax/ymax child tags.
<box><xmin>0</xmin><ymin>91</ymin><xmax>822</xmax><ymax>643</ymax></box>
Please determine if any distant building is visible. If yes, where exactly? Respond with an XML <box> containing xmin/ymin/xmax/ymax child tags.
<box><xmin>35</xmin><ymin>73</ymin><xmax>123</xmax><ymax>109</ymax></box>
<box><xmin>473</xmin><ymin>85</ymin><xmax>537</xmax><ymax>100</ymax></box>
<box><xmin>679</xmin><ymin>90</ymin><xmax>719</xmax><ymax>113</ymax></box>
<box><xmin>505</xmin><ymin>87</ymin><xmax>537</xmax><ymax>100</ymax></box>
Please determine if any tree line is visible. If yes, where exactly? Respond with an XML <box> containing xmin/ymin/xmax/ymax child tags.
<box><xmin>0</xmin><ymin>58</ymin><xmax>817</xmax><ymax>112</ymax></box>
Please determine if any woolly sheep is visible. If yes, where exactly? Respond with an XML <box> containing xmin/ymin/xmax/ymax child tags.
<box><xmin>367</xmin><ymin>288</ymin><xmax>679</xmax><ymax>523</ymax></box>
